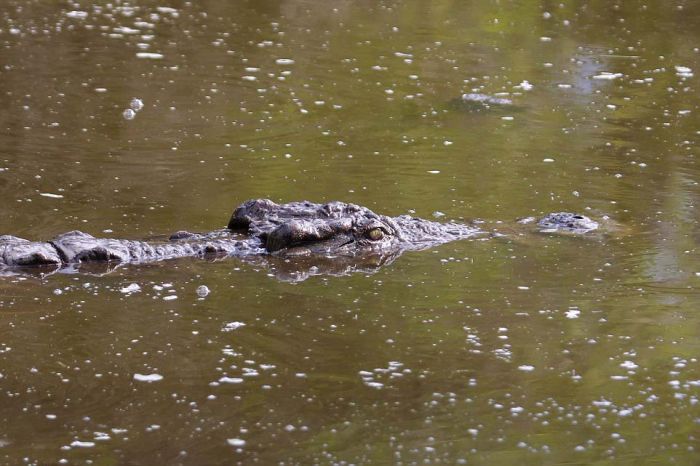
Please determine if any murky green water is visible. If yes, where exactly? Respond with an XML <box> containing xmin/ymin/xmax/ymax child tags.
<box><xmin>2</xmin><ymin>0</ymin><xmax>700</xmax><ymax>464</ymax></box>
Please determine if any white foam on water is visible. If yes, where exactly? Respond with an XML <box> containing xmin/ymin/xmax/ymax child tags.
<box><xmin>593</xmin><ymin>72</ymin><xmax>623</xmax><ymax>80</ymax></box>
<box><xmin>219</xmin><ymin>377</ymin><xmax>244</xmax><ymax>384</ymax></box>
<box><xmin>222</xmin><ymin>322</ymin><xmax>246</xmax><ymax>332</ymax></box>
<box><xmin>136</xmin><ymin>52</ymin><xmax>164</xmax><ymax>59</ymax></box>
<box><xmin>70</xmin><ymin>441</ymin><xmax>95</xmax><ymax>448</ymax></box>
<box><xmin>620</xmin><ymin>360</ymin><xmax>638</xmax><ymax>370</ymax></box>
<box><xmin>227</xmin><ymin>438</ymin><xmax>246</xmax><ymax>447</ymax></box>
<box><xmin>114</xmin><ymin>26</ymin><xmax>140</xmax><ymax>35</ymax></box>
<box><xmin>133</xmin><ymin>373</ymin><xmax>163</xmax><ymax>382</ymax></box>
<box><xmin>66</xmin><ymin>11</ymin><xmax>88</xmax><ymax>19</ymax></box>
<box><xmin>120</xmin><ymin>283</ymin><xmax>141</xmax><ymax>294</ymax></box>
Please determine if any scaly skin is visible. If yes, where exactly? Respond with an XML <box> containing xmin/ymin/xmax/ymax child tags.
<box><xmin>0</xmin><ymin>199</ymin><xmax>598</xmax><ymax>276</ymax></box>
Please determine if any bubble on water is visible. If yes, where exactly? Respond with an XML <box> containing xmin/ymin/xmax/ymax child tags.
<box><xmin>123</xmin><ymin>109</ymin><xmax>136</xmax><ymax>120</ymax></box>
<box><xmin>196</xmin><ymin>285</ymin><xmax>210</xmax><ymax>297</ymax></box>
<box><xmin>130</xmin><ymin>98</ymin><xmax>144</xmax><ymax>111</ymax></box>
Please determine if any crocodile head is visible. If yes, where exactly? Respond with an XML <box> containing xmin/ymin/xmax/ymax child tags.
<box><xmin>228</xmin><ymin>199</ymin><xmax>481</xmax><ymax>257</ymax></box>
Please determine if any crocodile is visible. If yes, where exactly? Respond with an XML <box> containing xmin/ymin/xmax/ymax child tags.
<box><xmin>0</xmin><ymin>199</ymin><xmax>598</xmax><ymax>279</ymax></box>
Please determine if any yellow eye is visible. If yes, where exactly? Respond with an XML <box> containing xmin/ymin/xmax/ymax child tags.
<box><xmin>367</xmin><ymin>228</ymin><xmax>384</xmax><ymax>241</ymax></box>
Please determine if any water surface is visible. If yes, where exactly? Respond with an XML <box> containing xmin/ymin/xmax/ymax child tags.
<box><xmin>1</xmin><ymin>1</ymin><xmax>700</xmax><ymax>464</ymax></box>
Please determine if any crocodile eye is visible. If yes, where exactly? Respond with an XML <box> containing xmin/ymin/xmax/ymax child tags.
<box><xmin>367</xmin><ymin>228</ymin><xmax>384</xmax><ymax>241</ymax></box>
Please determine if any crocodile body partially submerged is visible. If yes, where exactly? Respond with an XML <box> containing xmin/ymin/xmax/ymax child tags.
<box><xmin>0</xmin><ymin>199</ymin><xmax>598</xmax><ymax>279</ymax></box>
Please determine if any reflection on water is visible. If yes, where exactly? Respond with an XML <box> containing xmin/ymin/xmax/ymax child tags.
<box><xmin>2</xmin><ymin>0</ymin><xmax>700</xmax><ymax>464</ymax></box>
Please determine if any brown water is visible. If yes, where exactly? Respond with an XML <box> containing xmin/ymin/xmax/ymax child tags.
<box><xmin>2</xmin><ymin>1</ymin><xmax>700</xmax><ymax>464</ymax></box>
